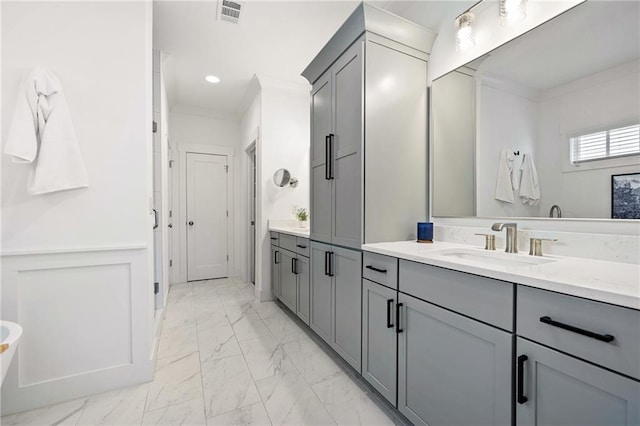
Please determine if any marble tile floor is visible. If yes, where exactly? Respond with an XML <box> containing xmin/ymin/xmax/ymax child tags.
<box><xmin>1</xmin><ymin>277</ymin><xmax>408</xmax><ymax>426</ymax></box>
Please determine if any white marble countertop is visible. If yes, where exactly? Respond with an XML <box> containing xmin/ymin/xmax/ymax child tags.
<box><xmin>269</xmin><ymin>223</ymin><xmax>310</xmax><ymax>238</ymax></box>
<box><xmin>362</xmin><ymin>240</ymin><xmax>640</xmax><ymax>310</ymax></box>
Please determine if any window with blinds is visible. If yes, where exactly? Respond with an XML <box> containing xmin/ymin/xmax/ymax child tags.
<box><xmin>570</xmin><ymin>124</ymin><xmax>640</xmax><ymax>164</ymax></box>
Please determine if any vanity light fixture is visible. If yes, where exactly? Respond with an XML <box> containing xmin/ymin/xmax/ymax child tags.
<box><xmin>455</xmin><ymin>0</ymin><xmax>484</xmax><ymax>52</ymax></box>
<box><xmin>500</xmin><ymin>0</ymin><xmax>527</xmax><ymax>25</ymax></box>
<box><xmin>455</xmin><ymin>11</ymin><xmax>476</xmax><ymax>52</ymax></box>
<box><xmin>205</xmin><ymin>75</ymin><xmax>221</xmax><ymax>84</ymax></box>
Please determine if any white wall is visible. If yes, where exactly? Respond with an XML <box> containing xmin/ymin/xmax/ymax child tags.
<box><xmin>239</xmin><ymin>76</ymin><xmax>310</xmax><ymax>302</ymax></box>
<box><xmin>168</xmin><ymin>107</ymin><xmax>242</xmax><ymax>282</ymax></box>
<box><xmin>1</xmin><ymin>1</ymin><xmax>153</xmax><ymax>414</ymax></box>
<box><xmin>537</xmin><ymin>60</ymin><xmax>640</xmax><ymax>218</ymax></box>
<box><xmin>239</xmin><ymin>88</ymin><xmax>262</xmax><ymax>285</ymax></box>
<box><xmin>476</xmin><ymin>77</ymin><xmax>539</xmax><ymax>217</ymax></box>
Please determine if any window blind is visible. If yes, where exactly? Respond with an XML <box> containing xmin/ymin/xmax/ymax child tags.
<box><xmin>570</xmin><ymin>124</ymin><xmax>640</xmax><ymax>164</ymax></box>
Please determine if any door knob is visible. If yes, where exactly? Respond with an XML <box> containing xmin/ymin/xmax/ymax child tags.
<box><xmin>168</xmin><ymin>223</ymin><xmax>173</xmax><ymax>228</ymax></box>
<box><xmin>188</xmin><ymin>221</ymin><xmax>194</xmax><ymax>226</ymax></box>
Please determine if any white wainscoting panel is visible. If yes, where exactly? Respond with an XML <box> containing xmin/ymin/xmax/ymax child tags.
<box><xmin>1</xmin><ymin>246</ymin><xmax>153</xmax><ymax>415</ymax></box>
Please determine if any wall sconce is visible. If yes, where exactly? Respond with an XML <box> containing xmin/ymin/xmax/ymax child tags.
<box><xmin>455</xmin><ymin>11</ymin><xmax>476</xmax><ymax>52</ymax></box>
<box><xmin>500</xmin><ymin>0</ymin><xmax>527</xmax><ymax>25</ymax></box>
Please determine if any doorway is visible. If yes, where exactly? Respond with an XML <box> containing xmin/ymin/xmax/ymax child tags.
<box><xmin>186</xmin><ymin>152</ymin><xmax>229</xmax><ymax>281</ymax></box>
<box><xmin>246</xmin><ymin>143</ymin><xmax>257</xmax><ymax>284</ymax></box>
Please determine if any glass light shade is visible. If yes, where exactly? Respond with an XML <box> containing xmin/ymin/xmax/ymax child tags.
<box><xmin>500</xmin><ymin>0</ymin><xmax>527</xmax><ymax>25</ymax></box>
<box><xmin>455</xmin><ymin>12</ymin><xmax>475</xmax><ymax>52</ymax></box>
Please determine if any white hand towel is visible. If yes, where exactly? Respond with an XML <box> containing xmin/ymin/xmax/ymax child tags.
<box><xmin>494</xmin><ymin>149</ymin><xmax>515</xmax><ymax>203</ymax></box>
<box><xmin>519</xmin><ymin>154</ymin><xmax>540</xmax><ymax>206</ymax></box>
<box><xmin>5</xmin><ymin>68</ymin><xmax>88</xmax><ymax>195</ymax></box>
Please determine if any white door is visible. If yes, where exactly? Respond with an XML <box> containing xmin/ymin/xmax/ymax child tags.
<box><xmin>187</xmin><ymin>153</ymin><xmax>228</xmax><ymax>281</ymax></box>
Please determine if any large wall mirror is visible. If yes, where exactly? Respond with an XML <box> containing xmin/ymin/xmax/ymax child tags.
<box><xmin>432</xmin><ymin>1</ymin><xmax>640</xmax><ymax>219</ymax></box>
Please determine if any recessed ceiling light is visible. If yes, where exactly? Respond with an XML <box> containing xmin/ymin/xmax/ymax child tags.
<box><xmin>205</xmin><ymin>75</ymin><xmax>221</xmax><ymax>84</ymax></box>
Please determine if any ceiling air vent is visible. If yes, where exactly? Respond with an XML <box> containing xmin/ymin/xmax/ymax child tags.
<box><xmin>217</xmin><ymin>0</ymin><xmax>243</xmax><ymax>24</ymax></box>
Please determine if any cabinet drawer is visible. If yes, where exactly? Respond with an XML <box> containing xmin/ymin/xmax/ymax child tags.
<box><xmin>518</xmin><ymin>285</ymin><xmax>640</xmax><ymax>380</ymax></box>
<box><xmin>399</xmin><ymin>260</ymin><xmax>513</xmax><ymax>331</ymax></box>
<box><xmin>295</xmin><ymin>237</ymin><xmax>310</xmax><ymax>257</ymax></box>
<box><xmin>279</xmin><ymin>234</ymin><xmax>297</xmax><ymax>252</ymax></box>
<box><xmin>269</xmin><ymin>232</ymin><xmax>279</xmax><ymax>246</ymax></box>
<box><xmin>363</xmin><ymin>251</ymin><xmax>398</xmax><ymax>290</ymax></box>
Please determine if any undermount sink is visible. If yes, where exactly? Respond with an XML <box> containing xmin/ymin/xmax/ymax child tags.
<box><xmin>429</xmin><ymin>248</ymin><xmax>556</xmax><ymax>267</ymax></box>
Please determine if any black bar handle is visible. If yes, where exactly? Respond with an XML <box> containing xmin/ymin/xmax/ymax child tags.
<box><xmin>386</xmin><ymin>299</ymin><xmax>394</xmax><ymax>328</ymax></box>
<box><xmin>517</xmin><ymin>355</ymin><xmax>528</xmax><ymax>404</ymax></box>
<box><xmin>366</xmin><ymin>265</ymin><xmax>387</xmax><ymax>274</ymax></box>
<box><xmin>153</xmin><ymin>209</ymin><xmax>159</xmax><ymax>230</ymax></box>
<box><xmin>291</xmin><ymin>258</ymin><xmax>296</xmax><ymax>275</ymax></box>
<box><xmin>270</xmin><ymin>237</ymin><xmax>278</xmax><ymax>241</ymax></box>
<box><xmin>540</xmin><ymin>316</ymin><xmax>615</xmax><ymax>343</ymax></box>
<box><xmin>329</xmin><ymin>252</ymin><xmax>335</xmax><ymax>277</ymax></box>
<box><xmin>296</xmin><ymin>244</ymin><xmax>307</xmax><ymax>249</ymax></box>
<box><xmin>329</xmin><ymin>134</ymin><xmax>335</xmax><ymax>180</ymax></box>
<box><xmin>325</xmin><ymin>135</ymin><xmax>330</xmax><ymax>180</ymax></box>
<box><xmin>396</xmin><ymin>303</ymin><xmax>403</xmax><ymax>333</ymax></box>
<box><xmin>324</xmin><ymin>251</ymin><xmax>330</xmax><ymax>276</ymax></box>
<box><xmin>274</xmin><ymin>250</ymin><xmax>280</xmax><ymax>264</ymax></box>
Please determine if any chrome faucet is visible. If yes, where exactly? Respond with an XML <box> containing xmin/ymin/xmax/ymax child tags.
<box><xmin>549</xmin><ymin>205</ymin><xmax>562</xmax><ymax>218</ymax></box>
<box><xmin>491</xmin><ymin>223</ymin><xmax>518</xmax><ymax>253</ymax></box>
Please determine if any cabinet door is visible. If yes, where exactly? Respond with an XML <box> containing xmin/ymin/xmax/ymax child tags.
<box><xmin>296</xmin><ymin>255</ymin><xmax>310</xmax><ymax>325</ymax></box>
<box><xmin>310</xmin><ymin>73</ymin><xmax>333</xmax><ymax>244</ymax></box>
<box><xmin>279</xmin><ymin>249</ymin><xmax>297</xmax><ymax>313</ymax></box>
<box><xmin>310</xmin><ymin>241</ymin><xmax>332</xmax><ymax>345</ymax></box>
<box><xmin>516</xmin><ymin>337</ymin><xmax>640</xmax><ymax>426</ymax></box>
<box><xmin>332</xmin><ymin>41</ymin><xmax>363</xmax><ymax>249</ymax></box>
<box><xmin>398</xmin><ymin>293</ymin><xmax>512</xmax><ymax>426</ymax></box>
<box><xmin>271</xmin><ymin>246</ymin><xmax>280</xmax><ymax>298</ymax></box>
<box><xmin>362</xmin><ymin>279</ymin><xmax>397</xmax><ymax>404</ymax></box>
<box><xmin>331</xmin><ymin>246</ymin><xmax>362</xmax><ymax>372</ymax></box>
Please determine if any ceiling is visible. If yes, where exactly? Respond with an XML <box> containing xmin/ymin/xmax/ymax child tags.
<box><xmin>153</xmin><ymin>0</ymin><xmax>474</xmax><ymax>117</ymax></box>
<box><xmin>476</xmin><ymin>1</ymin><xmax>640</xmax><ymax>91</ymax></box>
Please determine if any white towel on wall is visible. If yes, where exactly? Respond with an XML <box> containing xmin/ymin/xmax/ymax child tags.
<box><xmin>494</xmin><ymin>148</ymin><xmax>515</xmax><ymax>203</ymax></box>
<box><xmin>5</xmin><ymin>68</ymin><xmax>88</xmax><ymax>195</ymax></box>
<box><xmin>519</xmin><ymin>154</ymin><xmax>540</xmax><ymax>206</ymax></box>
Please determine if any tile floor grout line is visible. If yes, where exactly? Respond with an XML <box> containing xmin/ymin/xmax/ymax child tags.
<box><xmin>219</xmin><ymin>280</ymin><xmax>275</xmax><ymax>425</ymax></box>
<box><xmin>191</xmin><ymin>283</ymin><xmax>210</xmax><ymax>426</ymax></box>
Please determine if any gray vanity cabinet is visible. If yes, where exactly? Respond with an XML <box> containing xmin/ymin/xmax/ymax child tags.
<box><xmin>397</xmin><ymin>292</ymin><xmax>512</xmax><ymax>426</ymax></box>
<box><xmin>296</xmin><ymin>255</ymin><xmax>310</xmax><ymax>325</ymax></box>
<box><xmin>310</xmin><ymin>41</ymin><xmax>362</xmax><ymax>249</ymax></box>
<box><xmin>305</xmin><ymin>3</ymin><xmax>431</xmax><ymax>249</ymax></box>
<box><xmin>331</xmin><ymin>245</ymin><xmax>362</xmax><ymax>371</ymax></box>
<box><xmin>516</xmin><ymin>337</ymin><xmax>640</xmax><ymax>426</ymax></box>
<box><xmin>310</xmin><ymin>241</ymin><xmax>333</xmax><ymax>344</ymax></box>
<box><xmin>270</xmin><ymin>245</ymin><xmax>280</xmax><ymax>298</ymax></box>
<box><xmin>310</xmin><ymin>73</ymin><xmax>332</xmax><ymax>245</ymax></box>
<box><xmin>362</xmin><ymin>279</ymin><xmax>397</xmax><ymax>404</ymax></box>
<box><xmin>279</xmin><ymin>249</ymin><xmax>297</xmax><ymax>313</ymax></box>
<box><xmin>310</xmin><ymin>241</ymin><xmax>362</xmax><ymax>372</ymax></box>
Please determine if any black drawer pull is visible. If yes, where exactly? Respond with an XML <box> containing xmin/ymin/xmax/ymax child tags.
<box><xmin>539</xmin><ymin>316</ymin><xmax>615</xmax><ymax>343</ymax></box>
<box><xmin>517</xmin><ymin>355</ymin><xmax>528</xmax><ymax>404</ymax></box>
<box><xmin>270</xmin><ymin>237</ymin><xmax>278</xmax><ymax>241</ymax></box>
<box><xmin>396</xmin><ymin>303</ymin><xmax>403</xmax><ymax>333</ymax></box>
<box><xmin>296</xmin><ymin>244</ymin><xmax>307</xmax><ymax>249</ymax></box>
<box><xmin>386</xmin><ymin>299</ymin><xmax>394</xmax><ymax>328</ymax></box>
<box><xmin>366</xmin><ymin>265</ymin><xmax>387</xmax><ymax>274</ymax></box>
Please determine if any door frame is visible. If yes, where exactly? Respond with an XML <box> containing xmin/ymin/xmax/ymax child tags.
<box><xmin>174</xmin><ymin>143</ymin><xmax>235</xmax><ymax>284</ymax></box>
<box><xmin>245</xmin><ymin>141</ymin><xmax>257</xmax><ymax>285</ymax></box>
